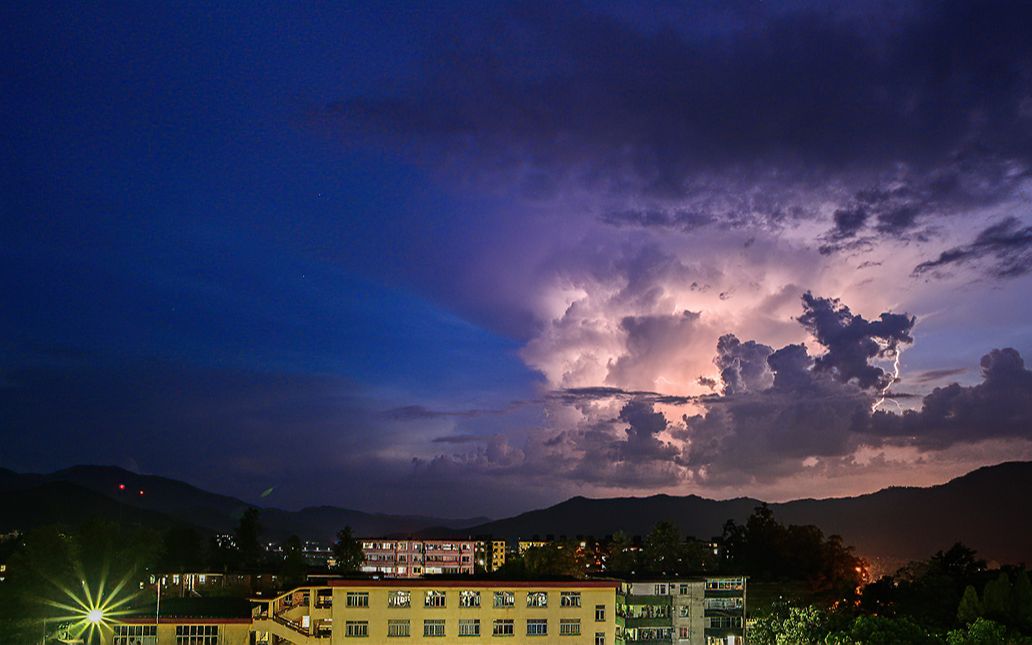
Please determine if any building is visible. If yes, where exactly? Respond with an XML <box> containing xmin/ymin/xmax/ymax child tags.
<box><xmin>99</xmin><ymin>597</ymin><xmax>253</xmax><ymax>645</ymax></box>
<box><xmin>252</xmin><ymin>579</ymin><xmax>621</xmax><ymax>645</ymax></box>
<box><xmin>619</xmin><ymin>580</ymin><xmax>705</xmax><ymax>645</ymax></box>
<box><xmin>146</xmin><ymin>572</ymin><xmax>283</xmax><ymax>598</ymax></box>
<box><xmin>517</xmin><ymin>539</ymin><xmax>549</xmax><ymax>555</ymax></box>
<box><xmin>702</xmin><ymin>577</ymin><xmax>746</xmax><ymax>645</ymax></box>
<box><xmin>615</xmin><ymin>578</ymin><xmax>746</xmax><ymax>645</ymax></box>
<box><xmin>490</xmin><ymin>540</ymin><xmax>507</xmax><ymax>571</ymax></box>
<box><xmin>360</xmin><ymin>540</ymin><xmax>477</xmax><ymax>577</ymax></box>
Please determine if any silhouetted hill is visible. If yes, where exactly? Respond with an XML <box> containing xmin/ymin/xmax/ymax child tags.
<box><xmin>451</xmin><ymin>462</ymin><xmax>1032</xmax><ymax>565</ymax></box>
<box><xmin>0</xmin><ymin>466</ymin><xmax>487</xmax><ymax>541</ymax></box>
<box><xmin>773</xmin><ymin>461</ymin><xmax>1032</xmax><ymax>564</ymax></box>
<box><xmin>0</xmin><ymin>481</ymin><xmax>193</xmax><ymax>533</ymax></box>
<box><xmin>430</xmin><ymin>494</ymin><xmax>759</xmax><ymax>541</ymax></box>
<box><xmin>5</xmin><ymin>462</ymin><xmax>1029</xmax><ymax>564</ymax></box>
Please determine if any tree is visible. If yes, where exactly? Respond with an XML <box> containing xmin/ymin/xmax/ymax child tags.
<box><xmin>524</xmin><ymin>542</ymin><xmax>583</xmax><ymax>578</ymax></box>
<box><xmin>606</xmin><ymin>532</ymin><xmax>638</xmax><ymax>575</ymax></box>
<box><xmin>235</xmin><ymin>507</ymin><xmax>263</xmax><ymax>570</ymax></box>
<box><xmin>982</xmin><ymin>573</ymin><xmax>1012</xmax><ymax>621</ymax></box>
<box><xmin>282</xmin><ymin>535</ymin><xmax>308</xmax><ymax>585</ymax></box>
<box><xmin>644</xmin><ymin>522</ymin><xmax>684</xmax><ymax>575</ymax></box>
<box><xmin>750</xmin><ymin>605</ymin><xmax>829</xmax><ymax>645</ymax></box>
<box><xmin>332</xmin><ymin>527</ymin><xmax>364</xmax><ymax>574</ymax></box>
<box><xmin>945</xmin><ymin>618</ymin><xmax>1008</xmax><ymax>645</ymax></box>
<box><xmin>957</xmin><ymin>585</ymin><xmax>983</xmax><ymax>625</ymax></box>
<box><xmin>829</xmin><ymin>615</ymin><xmax>935</xmax><ymax>645</ymax></box>
<box><xmin>1012</xmin><ymin>570</ymin><xmax>1032</xmax><ymax>629</ymax></box>
<box><xmin>162</xmin><ymin>527</ymin><xmax>204</xmax><ymax>571</ymax></box>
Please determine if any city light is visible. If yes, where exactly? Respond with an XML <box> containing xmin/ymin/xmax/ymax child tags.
<box><xmin>42</xmin><ymin>573</ymin><xmax>141</xmax><ymax>643</ymax></box>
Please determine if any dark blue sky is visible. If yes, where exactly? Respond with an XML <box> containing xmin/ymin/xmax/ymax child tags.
<box><xmin>4</xmin><ymin>1</ymin><xmax>1032</xmax><ymax>516</ymax></box>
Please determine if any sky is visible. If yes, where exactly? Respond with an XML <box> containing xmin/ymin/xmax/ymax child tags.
<box><xmin>2</xmin><ymin>0</ymin><xmax>1032</xmax><ymax>518</ymax></box>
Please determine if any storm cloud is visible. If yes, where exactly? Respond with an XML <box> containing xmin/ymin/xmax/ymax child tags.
<box><xmin>328</xmin><ymin>0</ymin><xmax>1032</xmax><ymax>258</ymax></box>
<box><xmin>866</xmin><ymin>347</ymin><xmax>1032</xmax><ymax>448</ymax></box>
<box><xmin>912</xmin><ymin>216</ymin><xmax>1032</xmax><ymax>278</ymax></box>
<box><xmin>798</xmin><ymin>292</ymin><xmax>916</xmax><ymax>390</ymax></box>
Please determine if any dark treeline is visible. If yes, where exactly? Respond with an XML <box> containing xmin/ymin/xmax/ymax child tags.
<box><xmin>754</xmin><ymin>543</ymin><xmax>1032</xmax><ymax>644</ymax></box>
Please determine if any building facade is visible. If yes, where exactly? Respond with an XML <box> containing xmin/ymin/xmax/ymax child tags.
<box><xmin>252</xmin><ymin>579</ymin><xmax>621</xmax><ymax>645</ymax></box>
<box><xmin>360</xmin><ymin>540</ymin><xmax>477</xmax><ymax>578</ymax></box>
<box><xmin>615</xmin><ymin>578</ymin><xmax>746</xmax><ymax>645</ymax></box>
<box><xmin>490</xmin><ymin>540</ymin><xmax>507</xmax><ymax>572</ymax></box>
<box><xmin>103</xmin><ymin>618</ymin><xmax>252</xmax><ymax>645</ymax></box>
<box><xmin>702</xmin><ymin>578</ymin><xmax>745</xmax><ymax>645</ymax></box>
<box><xmin>517</xmin><ymin>540</ymin><xmax>549</xmax><ymax>556</ymax></box>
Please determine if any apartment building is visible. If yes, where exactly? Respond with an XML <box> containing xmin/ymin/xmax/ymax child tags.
<box><xmin>488</xmin><ymin>540</ymin><xmax>507</xmax><ymax>572</ymax></box>
<box><xmin>702</xmin><ymin>578</ymin><xmax>746</xmax><ymax>645</ymax></box>
<box><xmin>617</xmin><ymin>578</ymin><xmax>746</xmax><ymax>645</ymax></box>
<box><xmin>360</xmin><ymin>540</ymin><xmax>477</xmax><ymax>578</ymax></box>
<box><xmin>517</xmin><ymin>540</ymin><xmax>549</xmax><ymax>556</ymax></box>
<box><xmin>252</xmin><ymin>579</ymin><xmax>621</xmax><ymax>645</ymax></box>
<box><xmin>146</xmin><ymin>572</ymin><xmax>283</xmax><ymax>598</ymax></box>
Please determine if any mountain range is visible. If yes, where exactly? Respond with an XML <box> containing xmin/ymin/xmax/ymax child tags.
<box><xmin>0</xmin><ymin>465</ymin><xmax>487</xmax><ymax>541</ymax></box>
<box><xmin>2</xmin><ymin>461</ymin><xmax>1030</xmax><ymax>566</ymax></box>
<box><xmin>450</xmin><ymin>461</ymin><xmax>1032</xmax><ymax>565</ymax></box>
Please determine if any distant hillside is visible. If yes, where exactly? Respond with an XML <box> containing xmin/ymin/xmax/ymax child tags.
<box><xmin>0</xmin><ymin>466</ymin><xmax>487</xmax><ymax>541</ymax></box>
<box><xmin>447</xmin><ymin>461</ymin><xmax>1032</xmax><ymax>565</ymax></box>
<box><xmin>5</xmin><ymin>462</ymin><xmax>1030</xmax><ymax>565</ymax></box>
<box><xmin>0</xmin><ymin>479</ymin><xmax>193</xmax><ymax>533</ymax></box>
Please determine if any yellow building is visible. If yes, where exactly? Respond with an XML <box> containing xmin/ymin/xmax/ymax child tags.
<box><xmin>490</xmin><ymin>541</ymin><xmax>507</xmax><ymax>571</ymax></box>
<box><xmin>102</xmin><ymin>618</ymin><xmax>252</xmax><ymax>644</ymax></box>
<box><xmin>517</xmin><ymin>540</ymin><xmax>549</xmax><ymax>556</ymax></box>
<box><xmin>252</xmin><ymin>579</ymin><xmax>621</xmax><ymax>645</ymax></box>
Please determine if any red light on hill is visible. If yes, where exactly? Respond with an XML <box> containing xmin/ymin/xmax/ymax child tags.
<box><xmin>138</xmin><ymin>490</ymin><xmax>145</xmax><ymax>496</ymax></box>
<box><xmin>118</xmin><ymin>483</ymin><xmax>126</xmax><ymax>490</ymax></box>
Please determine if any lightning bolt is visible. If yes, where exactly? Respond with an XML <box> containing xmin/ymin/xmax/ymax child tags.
<box><xmin>871</xmin><ymin>339</ymin><xmax>905</xmax><ymax>413</ymax></box>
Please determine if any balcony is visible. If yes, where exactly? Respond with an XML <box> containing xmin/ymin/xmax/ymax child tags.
<box><xmin>623</xmin><ymin>595</ymin><xmax>672</xmax><ymax>606</ymax></box>
<box><xmin>624</xmin><ymin>617</ymin><xmax>672</xmax><ymax>628</ymax></box>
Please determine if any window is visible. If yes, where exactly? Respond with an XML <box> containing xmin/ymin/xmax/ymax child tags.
<box><xmin>425</xmin><ymin>591</ymin><xmax>447</xmax><ymax>608</ymax></box>
<box><xmin>494</xmin><ymin>591</ymin><xmax>515</xmax><ymax>608</ymax></box>
<box><xmin>459</xmin><ymin>619</ymin><xmax>481</xmax><ymax>637</ymax></box>
<box><xmin>388</xmin><ymin>620</ymin><xmax>411</xmax><ymax>638</ymax></box>
<box><xmin>678</xmin><ymin>627</ymin><xmax>689</xmax><ymax>640</ymax></box>
<box><xmin>704</xmin><ymin>598</ymin><xmax>743</xmax><ymax>611</ymax></box>
<box><xmin>679</xmin><ymin>606</ymin><xmax>691</xmax><ymax>618</ymax></box>
<box><xmin>653</xmin><ymin>584</ymin><xmax>668</xmax><ymax>595</ymax></box>
<box><xmin>595</xmin><ymin>605</ymin><xmax>605</xmax><ymax>622</ymax></box>
<box><xmin>678</xmin><ymin>584</ymin><xmax>689</xmax><ymax>595</ymax></box>
<box><xmin>560</xmin><ymin>592</ymin><xmax>581</xmax><ymax>608</ymax></box>
<box><xmin>560</xmin><ymin>619</ymin><xmax>581</xmax><ymax>636</ymax></box>
<box><xmin>705</xmin><ymin>578</ymin><xmax>744</xmax><ymax>591</ymax></box>
<box><xmin>705</xmin><ymin>616</ymin><xmax>742</xmax><ymax>630</ymax></box>
<box><xmin>595</xmin><ymin>633</ymin><xmax>605</xmax><ymax>645</ymax></box>
<box><xmin>460</xmin><ymin>590</ymin><xmax>482</xmax><ymax>608</ymax></box>
<box><xmin>424</xmin><ymin>620</ymin><xmax>446</xmax><ymax>637</ymax></box>
<box><xmin>346</xmin><ymin>621</ymin><xmax>369</xmax><ymax>638</ymax></box>
<box><xmin>114</xmin><ymin>625</ymin><xmax>156</xmax><ymax>645</ymax></box>
<box><xmin>347</xmin><ymin>592</ymin><xmax>370</xmax><ymax>608</ymax></box>
<box><xmin>175</xmin><ymin>626</ymin><xmax>219</xmax><ymax>645</ymax></box>
<box><xmin>389</xmin><ymin>591</ymin><xmax>411</xmax><ymax>608</ymax></box>
<box><xmin>493</xmin><ymin>619</ymin><xmax>514</xmax><ymax>637</ymax></box>
<box><xmin>527</xmin><ymin>619</ymin><xmax>548</xmax><ymax>636</ymax></box>
<box><xmin>526</xmin><ymin>592</ymin><xmax>548</xmax><ymax>607</ymax></box>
